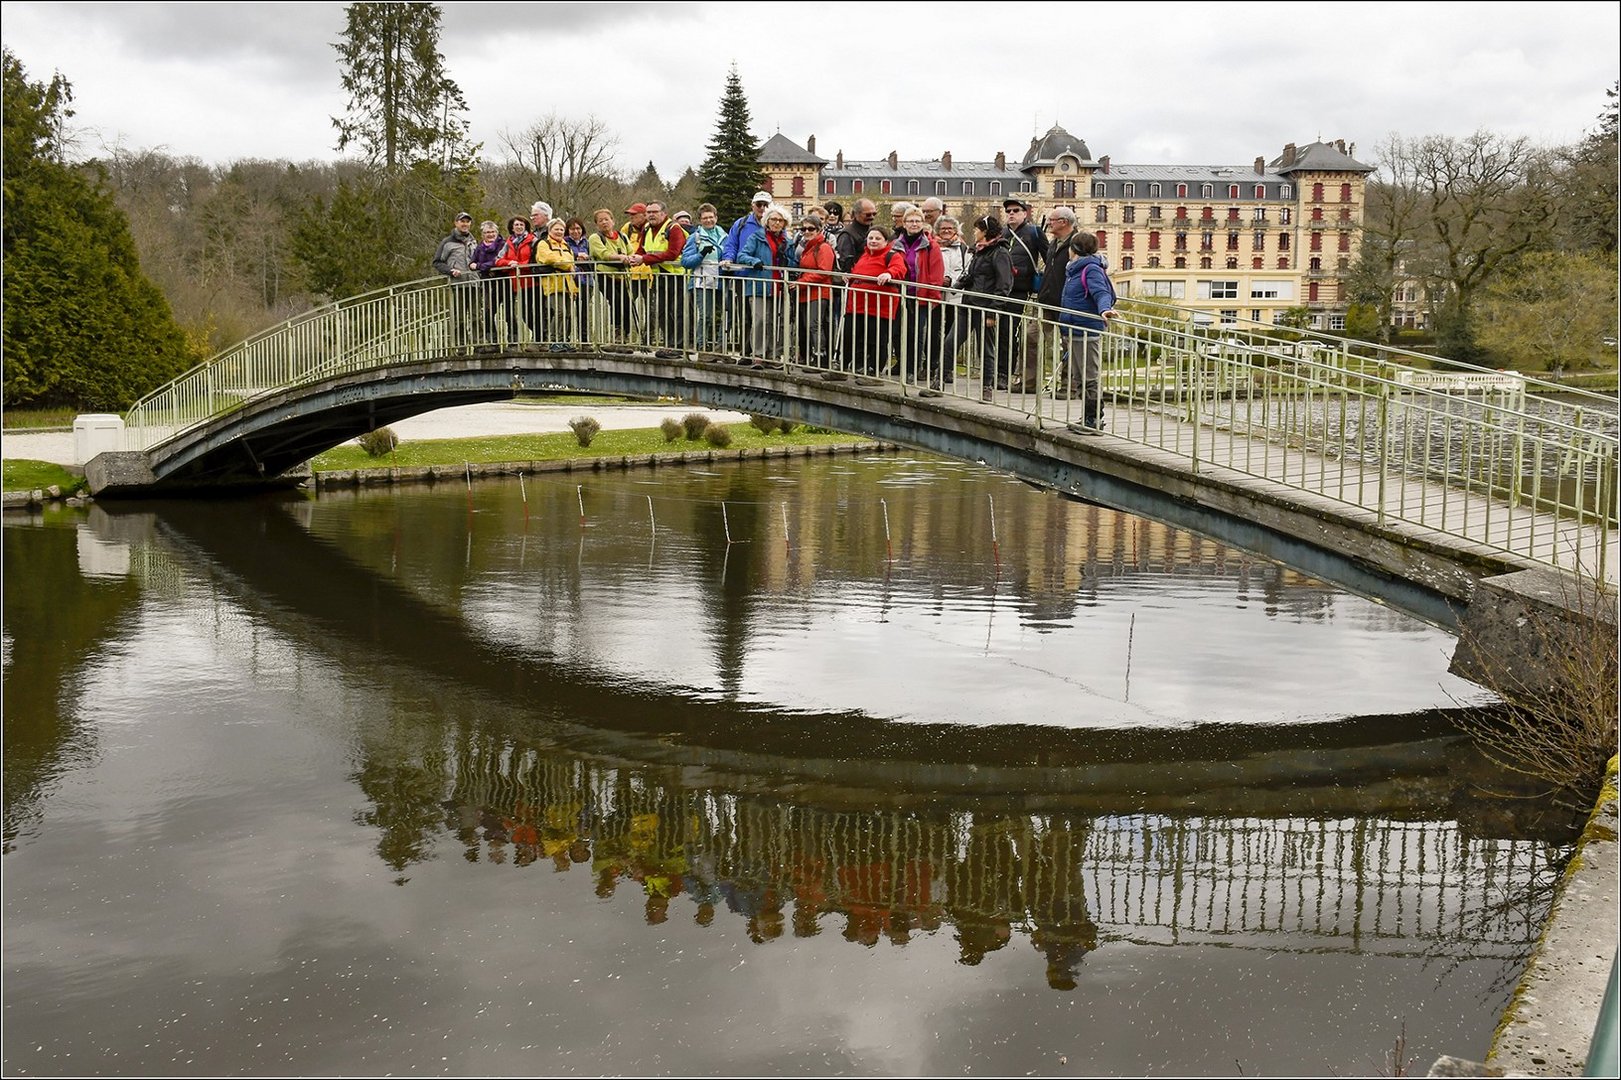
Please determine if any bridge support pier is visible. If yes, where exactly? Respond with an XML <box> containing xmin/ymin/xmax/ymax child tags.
<box><xmin>1449</xmin><ymin>566</ymin><xmax>1616</xmax><ymax>707</ymax></box>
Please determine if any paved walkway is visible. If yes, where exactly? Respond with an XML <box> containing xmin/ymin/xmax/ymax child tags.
<box><xmin>1</xmin><ymin>401</ymin><xmax>752</xmax><ymax>468</ymax></box>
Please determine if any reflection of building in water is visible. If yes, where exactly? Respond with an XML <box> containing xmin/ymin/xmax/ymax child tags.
<box><xmin>439</xmin><ymin>736</ymin><xmax>1558</xmax><ymax>989</ymax></box>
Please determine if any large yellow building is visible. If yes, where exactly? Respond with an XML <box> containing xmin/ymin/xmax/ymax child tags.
<box><xmin>758</xmin><ymin>126</ymin><xmax>1373</xmax><ymax>330</ymax></box>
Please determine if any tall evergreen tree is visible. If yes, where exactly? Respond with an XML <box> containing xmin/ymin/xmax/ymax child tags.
<box><xmin>697</xmin><ymin>67</ymin><xmax>766</xmax><ymax>224</ymax></box>
<box><xmin>3</xmin><ymin>49</ymin><xmax>196</xmax><ymax>410</ymax></box>
<box><xmin>331</xmin><ymin>1</ymin><xmax>475</xmax><ymax>172</ymax></box>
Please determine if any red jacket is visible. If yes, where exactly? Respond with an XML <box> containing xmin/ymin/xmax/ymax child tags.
<box><xmin>844</xmin><ymin>250</ymin><xmax>907</xmax><ymax>319</ymax></box>
<box><xmin>891</xmin><ymin>232</ymin><xmax>947</xmax><ymax>303</ymax></box>
<box><xmin>794</xmin><ymin>233</ymin><xmax>835</xmax><ymax>302</ymax></box>
<box><xmin>497</xmin><ymin>232</ymin><xmax>539</xmax><ymax>290</ymax></box>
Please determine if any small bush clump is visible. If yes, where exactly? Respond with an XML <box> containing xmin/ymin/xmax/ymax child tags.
<box><xmin>357</xmin><ymin>427</ymin><xmax>399</xmax><ymax>458</ymax></box>
<box><xmin>777</xmin><ymin>420</ymin><xmax>797</xmax><ymax>435</ymax></box>
<box><xmin>703</xmin><ymin>423</ymin><xmax>733</xmax><ymax>448</ymax></box>
<box><xmin>749</xmin><ymin>413</ymin><xmax>779</xmax><ymax>435</ymax></box>
<box><xmin>660</xmin><ymin>417</ymin><xmax>683</xmax><ymax>442</ymax></box>
<box><xmin>569</xmin><ymin>416</ymin><xmax>602</xmax><ymax>447</ymax></box>
<box><xmin>682</xmin><ymin>412</ymin><xmax>711</xmax><ymax>440</ymax></box>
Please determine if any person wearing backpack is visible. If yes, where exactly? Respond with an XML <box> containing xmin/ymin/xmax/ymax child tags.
<box><xmin>1002</xmin><ymin>198</ymin><xmax>1049</xmax><ymax>392</ymax></box>
<box><xmin>1058</xmin><ymin>231</ymin><xmax>1118</xmax><ymax>434</ymax></box>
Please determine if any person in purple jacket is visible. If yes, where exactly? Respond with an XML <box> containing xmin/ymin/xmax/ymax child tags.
<box><xmin>1058</xmin><ymin>232</ymin><xmax>1118</xmax><ymax>433</ymax></box>
<box><xmin>470</xmin><ymin>220</ymin><xmax>507</xmax><ymax>344</ymax></box>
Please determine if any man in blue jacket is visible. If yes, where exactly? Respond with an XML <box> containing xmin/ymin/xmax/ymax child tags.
<box><xmin>1058</xmin><ymin>232</ymin><xmax>1117</xmax><ymax>434</ymax></box>
<box><xmin>718</xmin><ymin>192</ymin><xmax>772</xmax><ymax>351</ymax></box>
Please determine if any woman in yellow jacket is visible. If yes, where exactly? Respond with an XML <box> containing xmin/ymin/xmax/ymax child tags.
<box><xmin>532</xmin><ymin>218</ymin><xmax>578</xmax><ymax>344</ymax></box>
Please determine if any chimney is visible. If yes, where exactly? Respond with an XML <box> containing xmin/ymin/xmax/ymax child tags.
<box><xmin>941</xmin><ymin>151</ymin><xmax>952</xmax><ymax>171</ymax></box>
<box><xmin>836</xmin><ymin>150</ymin><xmax>844</xmax><ymax>170</ymax></box>
<box><xmin>995</xmin><ymin>151</ymin><xmax>1006</xmax><ymax>171</ymax></box>
<box><xmin>806</xmin><ymin>134</ymin><xmax>816</xmax><ymax>155</ymax></box>
<box><xmin>1335</xmin><ymin>139</ymin><xmax>1346</xmax><ymax>154</ymax></box>
<box><xmin>887</xmin><ymin>150</ymin><xmax>898</xmax><ymax>169</ymax></box>
<box><xmin>1282</xmin><ymin>142</ymin><xmax>1297</xmax><ymax>167</ymax></box>
<box><xmin>1254</xmin><ymin>156</ymin><xmax>1265</xmax><ymax>175</ymax></box>
<box><xmin>1099</xmin><ymin>155</ymin><xmax>1110</xmax><ymax>174</ymax></box>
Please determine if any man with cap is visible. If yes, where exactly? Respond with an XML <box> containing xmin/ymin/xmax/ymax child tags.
<box><xmin>629</xmin><ymin>201</ymin><xmax>688</xmax><ymax>350</ymax></box>
<box><xmin>620</xmin><ymin>201</ymin><xmax>651</xmax><ymax>341</ymax></box>
<box><xmin>433</xmin><ymin>211</ymin><xmax>481</xmax><ymax>347</ymax></box>
<box><xmin>718</xmin><ymin>192</ymin><xmax>772</xmax><ymax>352</ymax></box>
<box><xmin>1002</xmin><ymin>197</ymin><xmax>1049</xmax><ymax>391</ymax></box>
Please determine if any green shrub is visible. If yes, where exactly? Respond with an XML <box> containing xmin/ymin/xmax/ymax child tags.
<box><xmin>749</xmin><ymin>413</ymin><xmax>779</xmax><ymax>434</ymax></box>
<box><xmin>659</xmin><ymin>417</ymin><xmax>683</xmax><ymax>442</ymax></box>
<box><xmin>776</xmin><ymin>420</ymin><xmax>797</xmax><ymax>435</ymax></box>
<box><xmin>682</xmin><ymin>412</ymin><xmax>710</xmax><ymax>440</ymax></box>
<box><xmin>568</xmin><ymin>415</ymin><xmax>602</xmax><ymax>447</ymax></box>
<box><xmin>703</xmin><ymin>423</ymin><xmax>733</xmax><ymax>448</ymax></box>
<box><xmin>357</xmin><ymin>427</ymin><xmax>399</xmax><ymax>458</ymax></box>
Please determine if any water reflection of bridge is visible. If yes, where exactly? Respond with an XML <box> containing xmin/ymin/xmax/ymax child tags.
<box><xmin>447</xmin><ymin>737</ymin><xmax>1556</xmax><ymax>985</ymax></box>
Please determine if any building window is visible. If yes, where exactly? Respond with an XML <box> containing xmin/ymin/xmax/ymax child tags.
<box><xmin>1122</xmin><ymin>231</ymin><xmax>1134</xmax><ymax>249</ymax></box>
<box><xmin>1253</xmin><ymin>207</ymin><xmax>1267</xmax><ymax>222</ymax></box>
<box><xmin>962</xmin><ymin>181</ymin><xmax>973</xmax><ymax>195</ymax></box>
<box><xmin>1197</xmin><ymin>280</ymin><xmax>1240</xmax><ymax>300</ymax></box>
<box><xmin>1175</xmin><ymin>207</ymin><xmax>1188</xmax><ymax>221</ymax></box>
<box><xmin>1311</xmin><ymin>182</ymin><xmax>1324</xmax><ymax>202</ymax></box>
<box><xmin>936</xmin><ymin>180</ymin><xmax>947</xmax><ymax>195</ymax></box>
<box><xmin>1201</xmin><ymin>183</ymin><xmax>1213</xmax><ymax>197</ymax></box>
<box><xmin>990</xmin><ymin>180</ymin><xmax>1002</xmax><ymax>195</ymax></box>
<box><xmin>1174</xmin><ymin>233</ymin><xmax>1188</xmax><ymax>251</ymax></box>
<box><xmin>1229</xmin><ymin>184</ymin><xmax>1240</xmax><ymax>199</ymax></box>
<box><xmin>1329</xmin><ymin>314</ymin><xmax>1346</xmax><ymax>330</ymax></box>
<box><xmin>1148</xmin><ymin>256</ymin><xmax>1162</xmax><ymax>268</ymax></box>
<box><xmin>1252</xmin><ymin>257</ymin><xmax>1264</xmax><ymax>270</ymax></box>
<box><xmin>1281</xmin><ymin>184</ymin><xmax>1292</xmax><ymax>199</ymax></box>
<box><xmin>1176</xmin><ymin>183</ymin><xmax>1188</xmax><ymax>198</ymax></box>
<box><xmin>1199</xmin><ymin>232</ymin><xmax>1214</xmax><ymax>251</ymax></box>
<box><xmin>1122</xmin><ymin>205</ymin><xmax>1136</xmax><ymax>222</ymax></box>
<box><xmin>907</xmin><ymin>179</ymin><xmax>920</xmax><ymax>195</ymax></box>
<box><xmin>1020</xmin><ymin>180</ymin><xmax>1032</xmax><ymax>193</ymax></box>
<box><xmin>1340</xmin><ymin>183</ymin><xmax>1352</xmax><ymax>202</ymax></box>
<box><xmin>1174</xmin><ymin>256</ymin><xmax>1187</xmax><ymax>269</ymax></box>
<box><xmin>1278</xmin><ymin>233</ymin><xmax>1290</xmax><ymax>251</ymax></box>
<box><xmin>1149</xmin><ymin>205</ymin><xmax>1163</xmax><ymax>221</ymax></box>
<box><xmin>852</xmin><ymin>179</ymin><xmax>863</xmax><ymax>193</ymax></box>
<box><xmin>1338</xmin><ymin>206</ymin><xmax>1352</xmax><ymax>222</ymax></box>
<box><xmin>1090</xmin><ymin>182</ymin><xmax>1104</xmax><ymax>197</ymax></box>
<box><xmin>1309</xmin><ymin>257</ymin><xmax>1322</xmax><ymax>272</ymax></box>
<box><xmin>1227</xmin><ymin>232</ymin><xmax>1240</xmax><ymax>250</ymax></box>
<box><xmin>1142</xmin><ymin>280</ymin><xmax>1187</xmax><ymax>298</ymax></box>
<box><xmin>825</xmin><ymin>179</ymin><xmax>835</xmax><ymax>195</ymax></box>
<box><xmin>1149</xmin><ymin>182</ymin><xmax>1162</xmax><ymax>197</ymax></box>
<box><xmin>1279</xmin><ymin>207</ymin><xmax>1292</xmax><ymax>224</ymax></box>
<box><xmin>792</xmin><ymin>176</ymin><xmax>805</xmax><ymax>197</ymax></box>
<box><xmin>1278</xmin><ymin>256</ymin><xmax>1289</xmax><ymax>269</ymax></box>
<box><xmin>1123</xmin><ymin>183</ymin><xmax>1135</xmax><ymax>197</ymax></box>
<box><xmin>1254</xmin><ymin>184</ymin><xmax>1266</xmax><ymax>199</ymax></box>
<box><xmin>1337</xmin><ymin>256</ymin><xmax>1350</xmax><ymax>271</ymax></box>
<box><xmin>1310</xmin><ymin>233</ymin><xmax>1323</xmax><ymax>252</ymax></box>
<box><xmin>1220</xmin><ymin>310</ymin><xmax>1238</xmax><ymax>323</ymax></box>
<box><xmin>1200</xmin><ymin>206</ymin><xmax>1214</xmax><ymax>221</ymax></box>
<box><xmin>1337</xmin><ymin>232</ymin><xmax>1351</xmax><ymax>252</ymax></box>
<box><xmin>1200</xmin><ymin>256</ymin><xmax>1213</xmax><ymax>269</ymax></box>
<box><xmin>881</xmin><ymin>179</ymin><xmax>891</xmax><ymax>194</ymax></box>
<box><xmin>1227</xmin><ymin>207</ymin><xmax>1240</xmax><ymax>221</ymax></box>
<box><xmin>793</xmin><ymin>201</ymin><xmax>804</xmax><ymax>217</ymax></box>
<box><xmin>1148</xmin><ymin>231</ymin><xmax>1161</xmax><ymax>250</ymax></box>
<box><xmin>1095</xmin><ymin>205</ymin><xmax>1109</xmax><ymax>223</ymax></box>
<box><xmin>1096</xmin><ymin>230</ymin><xmax>1107</xmax><ymax>247</ymax></box>
<box><xmin>1121</xmin><ymin>256</ymin><xmax>1134</xmax><ymax>270</ymax></box>
<box><xmin>1252</xmin><ymin>233</ymin><xmax>1265</xmax><ymax>250</ymax></box>
<box><xmin>1249</xmin><ymin>281</ymin><xmax>1295</xmax><ymax>300</ymax></box>
<box><xmin>1054</xmin><ymin>180</ymin><xmax>1077</xmax><ymax>198</ymax></box>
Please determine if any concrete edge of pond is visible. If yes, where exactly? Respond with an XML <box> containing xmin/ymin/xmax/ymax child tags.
<box><xmin>309</xmin><ymin>440</ymin><xmax>897</xmax><ymax>490</ymax></box>
<box><xmin>1436</xmin><ymin>755</ymin><xmax>1618</xmax><ymax>1076</ymax></box>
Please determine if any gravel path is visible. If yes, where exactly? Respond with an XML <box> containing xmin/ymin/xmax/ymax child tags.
<box><xmin>3</xmin><ymin>401</ymin><xmax>751</xmax><ymax>467</ymax></box>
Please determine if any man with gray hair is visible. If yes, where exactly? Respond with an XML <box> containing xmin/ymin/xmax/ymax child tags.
<box><xmin>920</xmin><ymin>197</ymin><xmax>945</xmax><ymax>229</ymax></box>
<box><xmin>1037</xmin><ymin>206</ymin><xmax>1081</xmax><ymax>396</ymax></box>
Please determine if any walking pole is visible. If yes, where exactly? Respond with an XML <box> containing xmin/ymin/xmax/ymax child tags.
<box><xmin>577</xmin><ymin>484</ymin><xmax>586</xmax><ymax>528</ymax></box>
<box><xmin>881</xmin><ymin>498</ymin><xmax>893</xmax><ymax>564</ymax></box>
<box><xmin>988</xmin><ymin>493</ymin><xmax>1000</xmax><ymax>567</ymax></box>
<box><xmin>465</xmin><ymin>461</ymin><xmax>474</xmax><ymax>514</ymax></box>
<box><xmin>721</xmin><ymin>501</ymin><xmax>734</xmax><ymax>545</ymax></box>
<box><xmin>519</xmin><ymin>470</ymin><xmax>528</xmax><ymax>527</ymax></box>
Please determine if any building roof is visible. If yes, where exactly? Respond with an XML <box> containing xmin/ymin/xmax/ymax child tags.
<box><xmin>756</xmin><ymin>133</ymin><xmax>828</xmax><ymax>165</ymax></box>
<box><xmin>1091</xmin><ymin>163</ymin><xmax>1290</xmax><ymax>184</ymax></box>
<box><xmin>827</xmin><ymin>159</ymin><xmax>1021</xmax><ymax>181</ymax></box>
<box><xmin>1021</xmin><ymin>125</ymin><xmax>1094</xmax><ymax>168</ymax></box>
<box><xmin>1270</xmin><ymin>140</ymin><xmax>1373</xmax><ymax>174</ymax></box>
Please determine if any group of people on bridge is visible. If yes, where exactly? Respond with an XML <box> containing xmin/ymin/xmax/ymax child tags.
<box><xmin>434</xmin><ymin>192</ymin><xmax>1118</xmax><ymax>432</ymax></box>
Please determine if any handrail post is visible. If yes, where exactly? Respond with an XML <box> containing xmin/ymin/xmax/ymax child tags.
<box><xmin>1189</xmin><ymin>337</ymin><xmax>1202</xmax><ymax>476</ymax></box>
<box><xmin>1377</xmin><ymin>380</ymin><xmax>1391</xmax><ymax>528</ymax></box>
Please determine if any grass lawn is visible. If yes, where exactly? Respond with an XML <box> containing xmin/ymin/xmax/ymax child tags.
<box><xmin>3</xmin><ymin>460</ymin><xmax>85</xmax><ymax>494</ymax></box>
<box><xmin>311</xmin><ymin>424</ymin><xmax>867</xmax><ymax>472</ymax></box>
<box><xmin>3</xmin><ymin>407</ymin><xmax>84</xmax><ymax>431</ymax></box>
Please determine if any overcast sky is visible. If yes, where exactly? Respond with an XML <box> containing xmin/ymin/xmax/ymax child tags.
<box><xmin>4</xmin><ymin>1</ymin><xmax>1617</xmax><ymax>177</ymax></box>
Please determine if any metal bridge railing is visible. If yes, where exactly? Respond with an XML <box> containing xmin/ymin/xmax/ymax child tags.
<box><xmin>121</xmin><ymin>269</ymin><xmax>1618</xmax><ymax>578</ymax></box>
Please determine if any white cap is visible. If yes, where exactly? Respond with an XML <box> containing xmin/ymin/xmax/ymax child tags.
<box><xmin>751</xmin><ymin>191</ymin><xmax>771</xmax><ymax>205</ymax></box>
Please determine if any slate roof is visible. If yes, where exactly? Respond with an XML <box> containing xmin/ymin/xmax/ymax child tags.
<box><xmin>756</xmin><ymin>133</ymin><xmax>828</xmax><ymax>165</ymax></box>
<box><xmin>1021</xmin><ymin>125</ymin><xmax>1093</xmax><ymax>168</ymax></box>
<box><xmin>1270</xmin><ymin>140</ymin><xmax>1373</xmax><ymax>174</ymax></box>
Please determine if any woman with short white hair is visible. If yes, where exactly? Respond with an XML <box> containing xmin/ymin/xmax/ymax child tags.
<box><xmin>735</xmin><ymin>205</ymin><xmax>799</xmax><ymax>362</ymax></box>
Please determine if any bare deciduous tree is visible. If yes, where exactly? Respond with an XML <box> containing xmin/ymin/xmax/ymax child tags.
<box><xmin>495</xmin><ymin>113</ymin><xmax>620</xmax><ymax>216</ymax></box>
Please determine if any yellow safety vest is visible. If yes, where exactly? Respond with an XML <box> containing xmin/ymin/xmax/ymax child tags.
<box><xmin>641</xmin><ymin>219</ymin><xmax>687</xmax><ymax>275</ymax></box>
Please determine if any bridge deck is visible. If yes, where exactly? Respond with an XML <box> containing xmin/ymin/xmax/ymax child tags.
<box><xmin>990</xmin><ymin>391</ymin><xmax>1616</xmax><ymax>583</ymax></box>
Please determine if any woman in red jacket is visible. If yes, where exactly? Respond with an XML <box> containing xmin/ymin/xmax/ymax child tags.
<box><xmin>495</xmin><ymin>216</ymin><xmax>540</xmax><ymax>341</ymax></box>
<box><xmin>792</xmin><ymin>213</ymin><xmax>836</xmax><ymax>367</ymax></box>
<box><xmin>842</xmin><ymin>225</ymin><xmax>906</xmax><ymax>378</ymax></box>
<box><xmin>890</xmin><ymin>207</ymin><xmax>947</xmax><ymax>385</ymax></box>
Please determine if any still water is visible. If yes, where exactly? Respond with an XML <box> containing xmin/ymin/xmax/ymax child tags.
<box><xmin>2</xmin><ymin>454</ymin><xmax>1576</xmax><ymax>1076</ymax></box>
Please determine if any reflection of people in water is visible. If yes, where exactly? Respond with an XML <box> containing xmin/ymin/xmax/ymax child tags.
<box><xmin>946</xmin><ymin>815</ymin><xmax>1027</xmax><ymax>965</ymax></box>
<box><xmin>1025</xmin><ymin>818</ymin><xmax>1099</xmax><ymax>990</ymax></box>
<box><xmin>789</xmin><ymin>857</ymin><xmax>831</xmax><ymax>938</ymax></box>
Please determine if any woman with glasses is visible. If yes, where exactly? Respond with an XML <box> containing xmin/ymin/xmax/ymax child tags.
<box><xmin>890</xmin><ymin>208</ymin><xmax>947</xmax><ymax>385</ymax></box>
<box><xmin>842</xmin><ymin>225</ymin><xmax>906</xmax><ymax>378</ymax></box>
<box><xmin>471</xmin><ymin>220</ymin><xmax>508</xmax><ymax>343</ymax></box>
<box><xmin>735</xmin><ymin>205</ymin><xmax>798</xmax><ymax>363</ymax></box>
<box><xmin>495</xmin><ymin>216</ymin><xmax>539</xmax><ymax>342</ymax></box>
<box><xmin>532</xmin><ymin>218</ymin><xmax>578</xmax><ymax>346</ymax></box>
<box><xmin>564</xmin><ymin>218</ymin><xmax>593</xmax><ymax>342</ymax></box>
<box><xmin>588</xmin><ymin>208</ymin><xmax>632</xmax><ymax>340</ymax></box>
<box><xmin>934</xmin><ymin>217</ymin><xmax>970</xmax><ymax>388</ymax></box>
<box><xmin>792</xmin><ymin>213</ymin><xmax>835</xmax><ymax>367</ymax></box>
<box><xmin>942</xmin><ymin>215</ymin><xmax>1014</xmax><ymax>400</ymax></box>
<box><xmin>679</xmin><ymin>203</ymin><xmax>727</xmax><ymax>352</ymax></box>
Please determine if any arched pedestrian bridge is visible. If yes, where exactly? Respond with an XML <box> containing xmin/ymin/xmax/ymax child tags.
<box><xmin>89</xmin><ymin>274</ymin><xmax>1617</xmax><ymax>626</ymax></box>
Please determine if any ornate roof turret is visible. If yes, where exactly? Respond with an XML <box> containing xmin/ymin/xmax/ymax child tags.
<box><xmin>1020</xmin><ymin>125</ymin><xmax>1093</xmax><ymax>170</ymax></box>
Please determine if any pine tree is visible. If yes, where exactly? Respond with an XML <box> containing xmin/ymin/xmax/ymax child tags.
<box><xmin>697</xmin><ymin>67</ymin><xmax>766</xmax><ymax>224</ymax></box>
<box><xmin>332</xmin><ymin>2</ymin><xmax>476</xmax><ymax>172</ymax></box>
<box><xmin>3</xmin><ymin>49</ymin><xmax>197</xmax><ymax>410</ymax></box>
